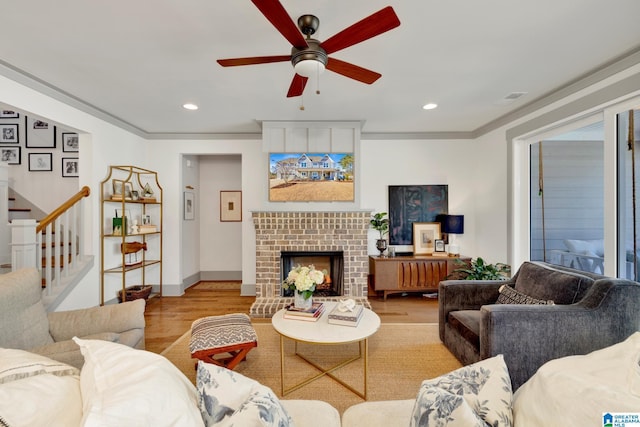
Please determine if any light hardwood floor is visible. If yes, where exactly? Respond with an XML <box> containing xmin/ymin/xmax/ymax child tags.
<box><xmin>144</xmin><ymin>283</ymin><xmax>439</xmax><ymax>354</ymax></box>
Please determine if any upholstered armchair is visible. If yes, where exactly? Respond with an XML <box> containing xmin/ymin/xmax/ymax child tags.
<box><xmin>439</xmin><ymin>261</ymin><xmax>640</xmax><ymax>390</ymax></box>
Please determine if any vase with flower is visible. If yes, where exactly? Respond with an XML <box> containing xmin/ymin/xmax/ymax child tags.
<box><xmin>283</xmin><ymin>264</ymin><xmax>325</xmax><ymax>310</ymax></box>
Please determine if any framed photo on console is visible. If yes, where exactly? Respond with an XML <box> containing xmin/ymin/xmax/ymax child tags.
<box><xmin>413</xmin><ymin>222</ymin><xmax>441</xmax><ymax>255</ymax></box>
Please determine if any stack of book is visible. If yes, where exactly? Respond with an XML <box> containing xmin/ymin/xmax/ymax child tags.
<box><xmin>328</xmin><ymin>304</ymin><xmax>364</xmax><ymax>327</ymax></box>
<box><xmin>138</xmin><ymin>224</ymin><xmax>157</xmax><ymax>233</ymax></box>
<box><xmin>283</xmin><ymin>302</ymin><xmax>325</xmax><ymax>322</ymax></box>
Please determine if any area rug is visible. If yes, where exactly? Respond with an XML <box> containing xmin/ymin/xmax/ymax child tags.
<box><xmin>192</xmin><ymin>281</ymin><xmax>242</xmax><ymax>290</ymax></box>
<box><xmin>161</xmin><ymin>323</ymin><xmax>462</xmax><ymax>414</ymax></box>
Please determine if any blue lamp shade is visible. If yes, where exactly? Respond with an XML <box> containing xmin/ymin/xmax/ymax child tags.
<box><xmin>443</xmin><ymin>215</ymin><xmax>464</xmax><ymax>234</ymax></box>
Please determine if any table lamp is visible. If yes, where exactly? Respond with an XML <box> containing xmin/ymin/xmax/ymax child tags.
<box><xmin>443</xmin><ymin>215</ymin><xmax>464</xmax><ymax>256</ymax></box>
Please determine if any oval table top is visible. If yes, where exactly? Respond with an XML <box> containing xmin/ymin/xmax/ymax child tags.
<box><xmin>271</xmin><ymin>301</ymin><xmax>381</xmax><ymax>344</ymax></box>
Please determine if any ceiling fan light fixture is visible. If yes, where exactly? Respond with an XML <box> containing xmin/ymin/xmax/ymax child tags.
<box><xmin>294</xmin><ymin>59</ymin><xmax>325</xmax><ymax>78</ymax></box>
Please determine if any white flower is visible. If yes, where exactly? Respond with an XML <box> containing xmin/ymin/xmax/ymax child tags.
<box><xmin>284</xmin><ymin>264</ymin><xmax>326</xmax><ymax>295</ymax></box>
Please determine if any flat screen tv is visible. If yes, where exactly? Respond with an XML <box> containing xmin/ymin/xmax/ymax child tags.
<box><xmin>269</xmin><ymin>152</ymin><xmax>354</xmax><ymax>202</ymax></box>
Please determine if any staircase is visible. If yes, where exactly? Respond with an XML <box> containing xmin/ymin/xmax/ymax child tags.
<box><xmin>6</xmin><ymin>185</ymin><xmax>93</xmax><ymax>311</ymax></box>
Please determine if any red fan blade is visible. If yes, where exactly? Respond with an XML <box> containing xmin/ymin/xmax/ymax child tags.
<box><xmin>251</xmin><ymin>0</ymin><xmax>308</xmax><ymax>48</ymax></box>
<box><xmin>217</xmin><ymin>55</ymin><xmax>290</xmax><ymax>67</ymax></box>
<box><xmin>320</xmin><ymin>6</ymin><xmax>400</xmax><ymax>55</ymax></box>
<box><xmin>326</xmin><ymin>57</ymin><xmax>381</xmax><ymax>84</ymax></box>
<box><xmin>286</xmin><ymin>74</ymin><xmax>308</xmax><ymax>97</ymax></box>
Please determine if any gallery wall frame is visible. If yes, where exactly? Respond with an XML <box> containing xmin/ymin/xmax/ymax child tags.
<box><xmin>0</xmin><ymin>146</ymin><xmax>20</xmax><ymax>165</ymax></box>
<box><xmin>28</xmin><ymin>153</ymin><xmax>52</xmax><ymax>171</ymax></box>
<box><xmin>220</xmin><ymin>190</ymin><xmax>242</xmax><ymax>222</ymax></box>
<box><xmin>184</xmin><ymin>191</ymin><xmax>195</xmax><ymax>220</ymax></box>
<box><xmin>62</xmin><ymin>157</ymin><xmax>79</xmax><ymax>177</ymax></box>
<box><xmin>0</xmin><ymin>110</ymin><xmax>19</xmax><ymax>119</ymax></box>
<box><xmin>25</xmin><ymin>116</ymin><xmax>56</xmax><ymax>148</ymax></box>
<box><xmin>413</xmin><ymin>222</ymin><xmax>442</xmax><ymax>255</ymax></box>
<box><xmin>0</xmin><ymin>124</ymin><xmax>19</xmax><ymax>144</ymax></box>
<box><xmin>62</xmin><ymin>132</ymin><xmax>79</xmax><ymax>152</ymax></box>
<box><xmin>388</xmin><ymin>185</ymin><xmax>448</xmax><ymax>246</ymax></box>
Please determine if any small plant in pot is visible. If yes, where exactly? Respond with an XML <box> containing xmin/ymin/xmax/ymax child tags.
<box><xmin>370</xmin><ymin>212</ymin><xmax>389</xmax><ymax>257</ymax></box>
<box><xmin>449</xmin><ymin>257</ymin><xmax>511</xmax><ymax>280</ymax></box>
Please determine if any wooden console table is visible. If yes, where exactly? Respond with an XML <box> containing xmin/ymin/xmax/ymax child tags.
<box><xmin>368</xmin><ymin>255</ymin><xmax>470</xmax><ymax>300</ymax></box>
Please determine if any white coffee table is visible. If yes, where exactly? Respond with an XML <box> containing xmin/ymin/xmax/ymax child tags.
<box><xmin>271</xmin><ymin>301</ymin><xmax>380</xmax><ymax>399</ymax></box>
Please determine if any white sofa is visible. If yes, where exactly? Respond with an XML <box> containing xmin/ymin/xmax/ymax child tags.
<box><xmin>3</xmin><ymin>333</ymin><xmax>639</xmax><ymax>426</ymax></box>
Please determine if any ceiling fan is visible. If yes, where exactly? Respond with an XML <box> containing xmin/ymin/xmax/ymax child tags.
<box><xmin>217</xmin><ymin>0</ymin><xmax>401</xmax><ymax>97</ymax></box>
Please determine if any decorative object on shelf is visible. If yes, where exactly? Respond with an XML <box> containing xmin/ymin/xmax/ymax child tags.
<box><xmin>283</xmin><ymin>264</ymin><xmax>325</xmax><ymax>310</ymax></box>
<box><xmin>143</xmin><ymin>182</ymin><xmax>154</xmax><ymax>197</ymax></box>
<box><xmin>117</xmin><ymin>285</ymin><xmax>152</xmax><ymax>303</ymax></box>
<box><xmin>112</xmin><ymin>179</ymin><xmax>133</xmax><ymax>200</ymax></box>
<box><xmin>434</xmin><ymin>239</ymin><xmax>446</xmax><ymax>253</ymax></box>
<box><xmin>120</xmin><ymin>241</ymin><xmax>147</xmax><ymax>266</ymax></box>
<box><xmin>28</xmin><ymin>153</ymin><xmax>52</xmax><ymax>171</ymax></box>
<box><xmin>184</xmin><ymin>191</ymin><xmax>195</xmax><ymax>220</ymax></box>
<box><xmin>220</xmin><ymin>190</ymin><xmax>242</xmax><ymax>222</ymax></box>
<box><xmin>412</xmin><ymin>222</ymin><xmax>441</xmax><ymax>255</ymax></box>
<box><xmin>442</xmin><ymin>214</ymin><xmax>464</xmax><ymax>256</ymax></box>
<box><xmin>448</xmin><ymin>257</ymin><xmax>511</xmax><ymax>280</ymax></box>
<box><xmin>370</xmin><ymin>212</ymin><xmax>389</xmax><ymax>257</ymax></box>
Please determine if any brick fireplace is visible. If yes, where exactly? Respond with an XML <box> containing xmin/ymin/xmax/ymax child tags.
<box><xmin>250</xmin><ymin>211</ymin><xmax>371</xmax><ymax>317</ymax></box>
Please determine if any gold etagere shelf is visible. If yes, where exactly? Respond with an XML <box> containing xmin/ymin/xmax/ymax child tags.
<box><xmin>99</xmin><ymin>165</ymin><xmax>163</xmax><ymax>306</ymax></box>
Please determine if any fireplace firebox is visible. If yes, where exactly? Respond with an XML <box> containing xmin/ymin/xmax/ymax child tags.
<box><xmin>280</xmin><ymin>251</ymin><xmax>344</xmax><ymax>297</ymax></box>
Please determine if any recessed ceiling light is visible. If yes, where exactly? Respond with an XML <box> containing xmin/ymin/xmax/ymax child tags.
<box><xmin>422</xmin><ymin>103</ymin><xmax>438</xmax><ymax>110</ymax></box>
<box><xmin>182</xmin><ymin>103</ymin><xmax>198</xmax><ymax>110</ymax></box>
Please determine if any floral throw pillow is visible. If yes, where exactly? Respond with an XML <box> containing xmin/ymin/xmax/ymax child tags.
<box><xmin>410</xmin><ymin>355</ymin><xmax>513</xmax><ymax>427</ymax></box>
<box><xmin>196</xmin><ymin>361</ymin><xmax>295</xmax><ymax>427</ymax></box>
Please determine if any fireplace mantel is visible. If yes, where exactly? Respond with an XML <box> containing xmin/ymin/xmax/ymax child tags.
<box><xmin>250</xmin><ymin>211</ymin><xmax>371</xmax><ymax>317</ymax></box>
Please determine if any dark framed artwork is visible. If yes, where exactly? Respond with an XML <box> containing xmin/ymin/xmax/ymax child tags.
<box><xmin>0</xmin><ymin>146</ymin><xmax>20</xmax><ymax>165</ymax></box>
<box><xmin>0</xmin><ymin>124</ymin><xmax>18</xmax><ymax>144</ymax></box>
<box><xmin>28</xmin><ymin>153</ymin><xmax>53</xmax><ymax>171</ymax></box>
<box><xmin>25</xmin><ymin>116</ymin><xmax>56</xmax><ymax>148</ymax></box>
<box><xmin>62</xmin><ymin>132</ymin><xmax>79</xmax><ymax>152</ymax></box>
<box><xmin>0</xmin><ymin>110</ymin><xmax>19</xmax><ymax>119</ymax></box>
<box><xmin>388</xmin><ymin>185</ymin><xmax>448</xmax><ymax>246</ymax></box>
<box><xmin>61</xmin><ymin>157</ymin><xmax>78</xmax><ymax>177</ymax></box>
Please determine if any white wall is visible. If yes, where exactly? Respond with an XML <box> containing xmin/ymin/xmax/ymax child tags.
<box><xmin>199</xmin><ymin>155</ymin><xmax>242</xmax><ymax>278</ymax></box>
<box><xmin>181</xmin><ymin>154</ymin><xmax>200</xmax><ymax>287</ymax></box>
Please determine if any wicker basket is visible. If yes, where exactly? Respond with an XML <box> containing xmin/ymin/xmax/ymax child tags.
<box><xmin>117</xmin><ymin>285</ymin><xmax>153</xmax><ymax>303</ymax></box>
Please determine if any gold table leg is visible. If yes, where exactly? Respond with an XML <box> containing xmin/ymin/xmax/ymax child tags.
<box><xmin>280</xmin><ymin>337</ymin><xmax>369</xmax><ymax>399</ymax></box>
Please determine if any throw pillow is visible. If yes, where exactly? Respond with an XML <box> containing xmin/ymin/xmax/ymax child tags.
<box><xmin>410</xmin><ymin>355</ymin><xmax>513</xmax><ymax>427</ymax></box>
<box><xmin>0</xmin><ymin>373</ymin><xmax>82</xmax><ymax>427</ymax></box>
<box><xmin>496</xmin><ymin>285</ymin><xmax>554</xmax><ymax>305</ymax></box>
<box><xmin>0</xmin><ymin>347</ymin><xmax>79</xmax><ymax>384</ymax></box>
<box><xmin>196</xmin><ymin>360</ymin><xmax>295</xmax><ymax>427</ymax></box>
<box><xmin>73</xmin><ymin>337</ymin><xmax>204</xmax><ymax>427</ymax></box>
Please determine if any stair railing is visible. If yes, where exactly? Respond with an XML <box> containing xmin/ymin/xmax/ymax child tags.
<box><xmin>11</xmin><ymin>186</ymin><xmax>90</xmax><ymax>294</ymax></box>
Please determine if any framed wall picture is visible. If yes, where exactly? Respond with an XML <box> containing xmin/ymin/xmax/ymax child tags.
<box><xmin>0</xmin><ymin>110</ymin><xmax>19</xmax><ymax>119</ymax></box>
<box><xmin>388</xmin><ymin>185</ymin><xmax>448</xmax><ymax>245</ymax></box>
<box><xmin>61</xmin><ymin>157</ymin><xmax>79</xmax><ymax>177</ymax></box>
<box><xmin>0</xmin><ymin>124</ymin><xmax>19</xmax><ymax>144</ymax></box>
<box><xmin>412</xmin><ymin>222</ymin><xmax>441</xmax><ymax>255</ymax></box>
<box><xmin>25</xmin><ymin>116</ymin><xmax>56</xmax><ymax>148</ymax></box>
<box><xmin>220</xmin><ymin>190</ymin><xmax>242</xmax><ymax>222</ymax></box>
<box><xmin>184</xmin><ymin>191</ymin><xmax>195</xmax><ymax>220</ymax></box>
<box><xmin>28</xmin><ymin>153</ymin><xmax>53</xmax><ymax>171</ymax></box>
<box><xmin>0</xmin><ymin>146</ymin><xmax>20</xmax><ymax>165</ymax></box>
<box><xmin>62</xmin><ymin>132</ymin><xmax>79</xmax><ymax>152</ymax></box>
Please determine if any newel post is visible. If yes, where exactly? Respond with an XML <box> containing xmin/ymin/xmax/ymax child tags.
<box><xmin>10</xmin><ymin>219</ymin><xmax>38</xmax><ymax>271</ymax></box>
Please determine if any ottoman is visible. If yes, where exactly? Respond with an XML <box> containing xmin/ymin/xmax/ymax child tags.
<box><xmin>189</xmin><ymin>313</ymin><xmax>258</xmax><ymax>370</ymax></box>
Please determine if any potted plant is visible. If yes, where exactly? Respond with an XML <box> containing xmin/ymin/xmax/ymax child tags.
<box><xmin>370</xmin><ymin>212</ymin><xmax>389</xmax><ymax>257</ymax></box>
<box><xmin>449</xmin><ymin>257</ymin><xmax>511</xmax><ymax>280</ymax></box>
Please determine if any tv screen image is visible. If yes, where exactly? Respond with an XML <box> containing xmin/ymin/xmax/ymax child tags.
<box><xmin>269</xmin><ymin>153</ymin><xmax>354</xmax><ymax>202</ymax></box>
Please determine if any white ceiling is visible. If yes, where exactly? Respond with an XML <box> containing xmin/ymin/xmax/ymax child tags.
<box><xmin>1</xmin><ymin>0</ymin><xmax>640</xmax><ymax>137</ymax></box>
